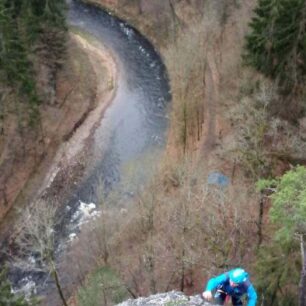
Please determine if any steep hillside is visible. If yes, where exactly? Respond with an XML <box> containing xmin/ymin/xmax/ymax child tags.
<box><xmin>0</xmin><ymin>2</ymin><xmax>115</xmax><ymax>225</ymax></box>
<box><xmin>0</xmin><ymin>36</ymin><xmax>97</xmax><ymax>221</ymax></box>
<box><xmin>0</xmin><ymin>0</ymin><xmax>67</xmax><ymax>219</ymax></box>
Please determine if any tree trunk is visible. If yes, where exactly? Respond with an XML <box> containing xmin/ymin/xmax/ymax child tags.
<box><xmin>147</xmin><ymin>251</ymin><xmax>156</xmax><ymax>294</ymax></box>
<box><xmin>180</xmin><ymin>248</ymin><xmax>185</xmax><ymax>292</ymax></box>
<box><xmin>299</xmin><ymin>235</ymin><xmax>306</xmax><ymax>306</ymax></box>
<box><xmin>52</xmin><ymin>263</ymin><xmax>68</xmax><ymax>306</ymax></box>
<box><xmin>182</xmin><ymin>103</ymin><xmax>187</xmax><ymax>154</ymax></box>
<box><xmin>102</xmin><ymin>285</ymin><xmax>108</xmax><ymax>306</ymax></box>
<box><xmin>257</xmin><ymin>196</ymin><xmax>264</xmax><ymax>247</ymax></box>
<box><xmin>168</xmin><ymin>0</ymin><xmax>180</xmax><ymax>31</ymax></box>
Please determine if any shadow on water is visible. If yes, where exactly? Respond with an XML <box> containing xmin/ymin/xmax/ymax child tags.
<box><xmin>6</xmin><ymin>0</ymin><xmax>171</xmax><ymax>302</ymax></box>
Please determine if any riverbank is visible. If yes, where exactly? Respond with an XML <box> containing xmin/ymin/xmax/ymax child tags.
<box><xmin>0</xmin><ymin>32</ymin><xmax>117</xmax><ymax>241</ymax></box>
<box><xmin>38</xmin><ymin>32</ymin><xmax>118</xmax><ymax>203</ymax></box>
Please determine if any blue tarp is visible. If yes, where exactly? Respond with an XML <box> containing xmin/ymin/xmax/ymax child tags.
<box><xmin>207</xmin><ymin>172</ymin><xmax>230</xmax><ymax>187</ymax></box>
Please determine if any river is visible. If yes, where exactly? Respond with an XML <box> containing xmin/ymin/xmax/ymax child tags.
<box><xmin>66</xmin><ymin>0</ymin><xmax>170</xmax><ymax>204</ymax></box>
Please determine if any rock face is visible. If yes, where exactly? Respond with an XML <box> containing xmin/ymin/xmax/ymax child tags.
<box><xmin>116</xmin><ymin>291</ymin><xmax>215</xmax><ymax>306</ymax></box>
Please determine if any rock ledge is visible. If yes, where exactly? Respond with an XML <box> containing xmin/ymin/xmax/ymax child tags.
<box><xmin>116</xmin><ymin>291</ymin><xmax>215</xmax><ymax>306</ymax></box>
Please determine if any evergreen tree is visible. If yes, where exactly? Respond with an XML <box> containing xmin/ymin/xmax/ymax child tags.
<box><xmin>257</xmin><ymin>166</ymin><xmax>306</xmax><ymax>306</ymax></box>
<box><xmin>255</xmin><ymin>240</ymin><xmax>299</xmax><ymax>305</ymax></box>
<box><xmin>35</xmin><ymin>0</ymin><xmax>67</xmax><ymax>67</ymax></box>
<box><xmin>0</xmin><ymin>0</ymin><xmax>39</xmax><ymax>117</ymax></box>
<box><xmin>245</xmin><ymin>0</ymin><xmax>306</xmax><ymax>95</ymax></box>
<box><xmin>0</xmin><ymin>0</ymin><xmax>67</xmax><ymax>125</ymax></box>
<box><xmin>0</xmin><ymin>268</ymin><xmax>30</xmax><ymax>306</ymax></box>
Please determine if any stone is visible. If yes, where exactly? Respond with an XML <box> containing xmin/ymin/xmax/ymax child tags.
<box><xmin>116</xmin><ymin>291</ymin><xmax>215</xmax><ymax>306</ymax></box>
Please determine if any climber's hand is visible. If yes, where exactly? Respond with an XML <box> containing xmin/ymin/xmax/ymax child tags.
<box><xmin>202</xmin><ymin>291</ymin><xmax>213</xmax><ymax>301</ymax></box>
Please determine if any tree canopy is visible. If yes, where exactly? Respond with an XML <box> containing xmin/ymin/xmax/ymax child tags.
<box><xmin>0</xmin><ymin>268</ymin><xmax>30</xmax><ymax>306</ymax></box>
<box><xmin>245</xmin><ymin>0</ymin><xmax>306</xmax><ymax>95</ymax></box>
<box><xmin>268</xmin><ymin>166</ymin><xmax>306</xmax><ymax>242</ymax></box>
<box><xmin>0</xmin><ymin>0</ymin><xmax>67</xmax><ymax>124</ymax></box>
<box><xmin>257</xmin><ymin>166</ymin><xmax>306</xmax><ymax>306</ymax></box>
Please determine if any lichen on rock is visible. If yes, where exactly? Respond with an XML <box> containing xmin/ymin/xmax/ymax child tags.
<box><xmin>116</xmin><ymin>291</ymin><xmax>214</xmax><ymax>306</ymax></box>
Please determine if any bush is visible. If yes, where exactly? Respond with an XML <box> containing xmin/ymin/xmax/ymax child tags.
<box><xmin>77</xmin><ymin>267</ymin><xmax>128</xmax><ymax>306</ymax></box>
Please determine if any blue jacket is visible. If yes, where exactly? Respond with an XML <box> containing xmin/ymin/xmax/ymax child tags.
<box><xmin>205</xmin><ymin>270</ymin><xmax>257</xmax><ymax>306</ymax></box>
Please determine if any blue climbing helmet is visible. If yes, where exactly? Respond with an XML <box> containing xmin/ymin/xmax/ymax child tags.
<box><xmin>229</xmin><ymin>268</ymin><xmax>249</xmax><ymax>284</ymax></box>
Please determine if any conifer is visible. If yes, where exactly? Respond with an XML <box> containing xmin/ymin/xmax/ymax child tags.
<box><xmin>0</xmin><ymin>0</ymin><xmax>67</xmax><ymax>124</ymax></box>
<box><xmin>0</xmin><ymin>268</ymin><xmax>30</xmax><ymax>306</ymax></box>
<box><xmin>245</xmin><ymin>0</ymin><xmax>306</xmax><ymax>94</ymax></box>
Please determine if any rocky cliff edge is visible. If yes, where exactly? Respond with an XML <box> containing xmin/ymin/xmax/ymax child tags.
<box><xmin>116</xmin><ymin>291</ymin><xmax>216</xmax><ymax>306</ymax></box>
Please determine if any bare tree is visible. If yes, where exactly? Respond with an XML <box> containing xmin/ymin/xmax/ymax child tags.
<box><xmin>164</xmin><ymin>15</ymin><xmax>212</xmax><ymax>155</ymax></box>
<box><xmin>12</xmin><ymin>200</ymin><xmax>68</xmax><ymax>306</ymax></box>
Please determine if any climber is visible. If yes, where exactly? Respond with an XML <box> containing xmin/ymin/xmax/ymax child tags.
<box><xmin>202</xmin><ymin>268</ymin><xmax>257</xmax><ymax>306</ymax></box>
